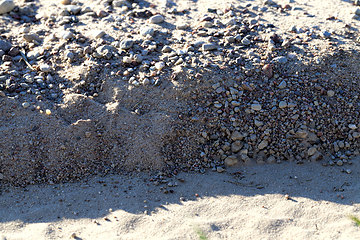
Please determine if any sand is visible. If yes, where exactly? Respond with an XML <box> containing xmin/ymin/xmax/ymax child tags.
<box><xmin>1</xmin><ymin>160</ymin><xmax>359</xmax><ymax>239</ymax></box>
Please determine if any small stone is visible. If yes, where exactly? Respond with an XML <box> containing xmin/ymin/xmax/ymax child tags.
<box><xmin>22</xmin><ymin>102</ymin><xmax>30</xmax><ymax>109</ymax></box>
<box><xmin>0</xmin><ymin>0</ymin><xmax>15</xmax><ymax>14</ymax></box>
<box><xmin>231</xmin><ymin>131</ymin><xmax>244</xmax><ymax>141</ymax></box>
<box><xmin>62</xmin><ymin>31</ymin><xmax>74</xmax><ymax>40</ymax></box>
<box><xmin>91</xmin><ymin>30</ymin><xmax>105</xmax><ymax>39</ymax></box>
<box><xmin>322</xmin><ymin>31</ymin><xmax>331</xmax><ymax>38</ymax></box>
<box><xmin>327</xmin><ymin>90</ymin><xmax>335</xmax><ymax>97</ymax></box>
<box><xmin>241</xmin><ymin>37</ymin><xmax>251</xmax><ymax>45</ymax></box>
<box><xmin>39</xmin><ymin>64</ymin><xmax>51</xmax><ymax>72</ymax></box>
<box><xmin>278</xmin><ymin>80</ymin><xmax>287</xmax><ymax>89</ymax></box>
<box><xmin>231</xmin><ymin>141</ymin><xmax>243</xmax><ymax>153</ymax></box>
<box><xmin>23</xmin><ymin>33</ymin><xmax>41</xmax><ymax>43</ymax></box>
<box><xmin>216</xmin><ymin>166</ymin><xmax>225</xmax><ymax>173</ymax></box>
<box><xmin>149</xmin><ymin>14</ymin><xmax>164</xmax><ymax>24</ymax></box>
<box><xmin>45</xmin><ymin>109</ymin><xmax>52</xmax><ymax>115</ymax></box>
<box><xmin>279</xmin><ymin>101</ymin><xmax>287</xmax><ymax>109</ymax></box>
<box><xmin>251</xmin><ymin>103</ymin><xmax>262</xmax><ymax>111</ymax></box>
<box><xmin>0</xmin><ymin>173</ymin><xmax>3</xmax><ymax>179</ymax></box>
<box><xmin>66</xmin><ymin>5</ymin><xmax>81</xmax><ymax>15</ymax></box>
<box><xmin>336</xmin><ymin>160</ymin><xmax>343</xmax><ymax>166</ymax></box>
<box><xmin>120</xmin><ymin>39</ymin><xmax>134</xmax><ymax>50</ymax></box>
<box><xmin>225</xmin><ymin>155</ymin><xmax>238</xmax><ymax>167</ymax></box>
<box><xmin>155</xmin><ymin>61</ymin><xmax>165</xmax><ymax>71</ymax></box>
<box><xmin>294</xmin><ymin>130</ymin><xmax>308</xmax><ymax>139</ymax></box>
<box><xmin>140</xmin><ymin>27</ymin><xmax>155</xmax><ymax>36</ymax></box>
<box><xmin>61</xmin><ymin>0</ymin><xmax>71</xmax><ymax>4</ymax></box>
<box><xmin>258</xmin><ymin>140</ymin><xmax>268</xmax><ymax>150</ymax></box>
<box><xmin>262</xmin><ymin>64</ymin><xmax>273</xmax><ymax>78</ymax></box>
<box><xmin>273</xmin><ymin>56</ymin><xmax>288</xmax><ymax>64</ymax></box>
<box><xmin>0</xmin><ymin>90</ymin><xmax>5</xmax><ymax>97</ymax></box>
<box><xmin>162</xmin><ymin>45</ymin><xmax>172</xmax><ymax>53</ymax></box>
<box><xmin>349</xmin><ymin>124</ymin><xmax>357</xmax><ymax>130</ymax></box>
<box><xmin>0</xmin><ymin>39</ymin><xmax>11</xmax><ymax>52</ymax></box>
<box><xmin>202</xmin><ymin>43</ymin><xmax>217</xmax><ymax>51</ymax></box>
<box><xmin>307</xmin><ymin>147</ymin><xmax>317</xmax><ymax>156</ymax></box>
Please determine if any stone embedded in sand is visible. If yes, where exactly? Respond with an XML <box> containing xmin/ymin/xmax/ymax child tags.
<box><xmin>90</xmin><ymin>30</ymin><xmax>105</xmax><ymax>39</ymax></box>
<box><xmin>140</xmin><ymin>26</ymin><xmax>155</xmax><ymax>36</ymax></box>
<box><xmin>278</xmin><ymin>80</ymin><xmax>287</xmax><ymax>89</ymax></box>
<box><xmin>307</xmin><ymin>147</ymin><xmax>317</xmax><ymax>156</ymax></box>
<box><xmin>278</xmin><ymin>101</ymin><xmax>287</xmax><ymax>109</ymax></box>
<box><xmin>149</xmin><ymin>14</ymin><xmax>164</xmax><ymax>24</ymax></box>
<box><xmin>120</xmin><ymin>39</ymin><xmax>134</xmax><ymax>50</ymax></box>
<box><xmin>251</xmin><ymin>103</ymin><xmax>262</xmax><ymax>111</ymax></box>
<box><xmin>231</xmin><ymin>141</ymin><xmax>243</xmax><ymax>153</ymax></box>
<box><xmin>294</xmin><ymin>130</ymin><xmax>308</xmax><ymax>139</ymax></box>
<box><xmin>231</xmin><ymin>131</ymin><xmax>244</xmax><ymax>141</ymax></box>
<box><xmin>0</xmin><ymin>39</ymin><xmax>11</xmax><ymax>52</ymax></box>
<box><xmin>22</xmin><ymin>102</ymin><xmax>30</xmax><ymax>109</ymax></box>
<box><xmin>66</xmin><ymin>5</ymin><xmax>81</xmax><ymax>15</ymax></box>
<box><xmin>155</xmin><ymin>61</ymin><xmax>165</xmax><ymax>71</ymax></box>
<box><xmin>39</xmin><ymin>64</ymin><xmax>51</xmax><ymax>72</ymax></box>
<box><xmin>23</xmin><ymin>33</ymin><xmax>41</xmax><ymax>43</ymax></box>
<box><xmin>202</xmin><ymin>43</ymin><xmax>217</xmax><ymax>51</ymax></box>
<box><xmin>258</xmin><ymin>140</ymin><xmax>268</xmax><ymax>150</ymax></box>
<box><xmin>225</xmin><ymin>155</ymin><xmax>238</xmax><ymax>167</ymax></box>
<box><xmin>0</xmin><ymin>0</ymin><xmax>15</xmax><ymax>14</ymax></box>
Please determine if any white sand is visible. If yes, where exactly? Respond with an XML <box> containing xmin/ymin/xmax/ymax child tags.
<box><xmin>1</xmin><ymin>161</ymin><xmax>359</xmax><ymax>239</ymax></box>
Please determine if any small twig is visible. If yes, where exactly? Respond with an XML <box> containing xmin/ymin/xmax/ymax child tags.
<box><xmin>20</xmin><ymin>50</ymin><xmax>36</xmax><ymax>71</ymax></box>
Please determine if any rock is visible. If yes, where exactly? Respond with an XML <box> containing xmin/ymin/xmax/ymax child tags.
<box><xmin>294</xmin><ymin>130</ymin><xmax>308</xmax><ymax>139</ymax></box>
<box><xmin>310</xmin><ymin>151</ymin><xmax>322</xmax><ymax>161</ymax></box>
<box><xmin>202</xmin><ymin>43</ymin><xmax>217</xmax><ymax>51</ymax></box>
<box><xmin>149</xmin><ymin>14</ymin><xmax>164</xmax><ymax>24</ymax></box>
<box><xmin>22</xmin><ymin>102</ymin><xmax>30</xmax><ymax>109</ymax></box>
<box><xmin>90</xmin><ymin>30</ymin><xmax>105</xmax><ymax>39</ymax></box>
<box><xmin>327</xmin><ymin>90</ymin><xmax>335</xmax><ymax>97</ymax></box>
<box><xmin>231</xmin><ymin>131</ymin><xmax>244</xmax><ymax>141</ymax></box>
<box><xmin>262</xmin><ymin>64</ymin><xmax>273</xmax><ymax>78</ymax></box>
<box><xmin>216</xmin><ymin>166</ymin><xmax>225</xmax><ymax>173</ymax></box>
<box><xmin>39</xmin><ymin>64</ymin><xmax>51</xmax><ymax>72</ymax></box>
<box><xmin>140</xmin><ymin>27</ymin><xmax>155</xmax><ymax>36</ymax></box>
<box><xmin>258</xmin><ymin>140</ymin><xmax>268</xmax><ymax>150</ymax></box>
<box><xmin>241</xmin><ymin>37</ymin><xmax>251</xmax><ymax>45</ymax></box>
<box><xmin>278</xmin><ymin>80</ymin><xmax>287</xmax><ymax>89</ymax></box>
<box><xmin>307</xmin><ymin>147</ymin><xmax>317</xmax><ymax>156</ymax></box>
<box><xmin>231</xmin><ymin>141</ymin><xmax>243</xmax><ymax>153</ymax></box>
<box><xmin>96</xmin><ymin>45</ymin><xmax>114</xmax><ymax>59</ymax></box>
<box><xmin>23</xmin><ymin>33</ymin><xmax>41</xmax><ymax>43</ymax></box>
<box><xmin>0</xmin><ymin>39</ymin><xmax>11</xmax><ymax>52</ymax></box>
<box><xmin>251</xmin><ymin>103</ymin><xmax>262</xmax><ymax>111</ymax></box>
<box><xmin>273</xmin><ymin>56</ymin><xmax>288</xmax><ymax>64</ymax></box>
<box><xmin>120</xmin><ymin>39</ymin><xmax>134</xmax><ymax>50</ymax></box>
<box><xmin>62</xmin><ymin>31</ymin><xmax>74</xmax><ymax>40</ymax></box>
<box><xmin>66</xmin><ymin>5</ymin><xmax>81</xmax><ymax>15</ymax></box>
<box><xmin>0</xmin><ymin>173</ymin><xmax>3</xmax><ymax>179</ymax></box>
<box><xmin>225</xmin><ymin>155</ymin><xmax>238</xmax><ymax>167</ymax></box>
<box><xmin>162</xmin><ymin>45</ymin><xmax>172</xmax><ymax>53</ymax></box>
<box><xmin>349</xmin><ymin>124</ymin><xmax>357</xmax><ymax>130</ymax></box>
<box><xmin>0</xmin><ymin>0</ymin><xmax>15</xmax><ymax>14</ymax></box>
<box><xmin>278</xmin><ymin>101</ymin><xmax>287</xmax><ymax>109</ymax></box>
<box><xmin>155</xmin><ymin>61</ymin><xmax>165</xmax><ymax>70</ymax></box>
<box><xmin>336</xmin><ymin>160</ymin><xmax>343</xmax><ymax>166</ymax></box>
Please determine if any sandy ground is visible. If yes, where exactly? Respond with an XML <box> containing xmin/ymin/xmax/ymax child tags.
<box><xmin>1</xmin><ymin>159</ymin><xmax>359</xmax><ymax>240</ymax></box>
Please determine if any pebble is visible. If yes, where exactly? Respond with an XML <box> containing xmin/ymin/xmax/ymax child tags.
<box><xmin>349</xmin><ymin>124</ymin><xmax>357</xmax><ymax>130</ymax></box>
<box><xmin>120</xmin><ymin>39</ymin><xmax>134</xmax><ymax>50</ymax></box>
<box><xmin>278</xmin><ymin>80</ymin><xmax>287</xmax><ymax>89</ymax></box>
<box><xmin>231</xmin><ymin>131</ymin><xmax>244</xmax><ymax>141</ymax></box>
<box><xmin>23</xmin><ymin>33</ymin><xmax>41</xmax><ymax>43</ymax></box>
<box><xmin>336</xmin><ymin>160</ymin><xmax>343</xmax><ymax>166</ymax></box>
<box><xmin>22</xmin><ymin>102</ymin><xmax>30</xmax><ymax>109</ymax></box>
<box><xmin>224</xmin><ymin>155</ymin><xmax>238</xmax><ymax>167</ymax></box>
<box><xmin>66</xmin><ymin>5</ymin><xmax>81</xmax><ymax>15</ymax></box>
<box><xmin>155</xmin><ymin>61</ymin><xmax>165</xmax><ymax>71</ymax></box>
<box><xmin>258</xmin><ymin>140</ymin><xmax>268</xmax><ymax>150</ymax></box>
<box><xmin>0</xmin><ymin>39</ymin><xmax>11</xmax><ymax>52</ymax></box>
<box><xmin>62</xmin><ymin>31</ymin><xmax>74</xmax><ymax>40</ymax></box>
<box><xmin>90</xmin><ymin>30</ymin><xmax>105</xmax><ymax>39</ymax></box>
<box><xmin>307</xmin><ymin>147</ymin><xmax>317</xmax><ymax>156</ymax></box>
<box><xmin>251</xmin><ymin>103</ymin><xmax>262</xmax><ymax>111</ymax></box>
<box><xmin>216</xmin><ymin>166</ymin><xmax>225</xmax><ymax>173</ymax></box>
<box><xmin>0</xmin><ymin>0</ymin><xmax>15</xmax><ymax>15</ymax></box>
<box><xmin>140</xmin><ymin>27</ymin><xmax>155</xmax><ymax>36</ymax></box>
<box><xmin>327</xmin><ymin>90</ymin><xmax>335</xmax><ymax>97</ymax></box>
<box><xmin>278</xmin><ymin>101</ymin><xmax>287</xmax><ymax>109</ymax></box>
<box><xmin>273</xmin><ymin>56</ymin><xmax>288</xmax><ymax>64</ymax></box>
<box><xmin>202</xmin><ymin>43</ymin><xmax>217</xmax><ymax>51</ymax></box>
<box><xmin>39</xmin><ymin>64</ymin><xmax>51</xmax><ymax>72</ymax></box>
<box><xmin>149</xmin><ymin>14</ymin><xmax>164</xmax><ymax>24</ymax></box>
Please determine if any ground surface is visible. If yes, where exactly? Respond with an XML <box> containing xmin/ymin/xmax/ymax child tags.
<box><xmin>1</xmin><ymin>0</ymin><xmax>360</xmax><ymax>239</ymax></box>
